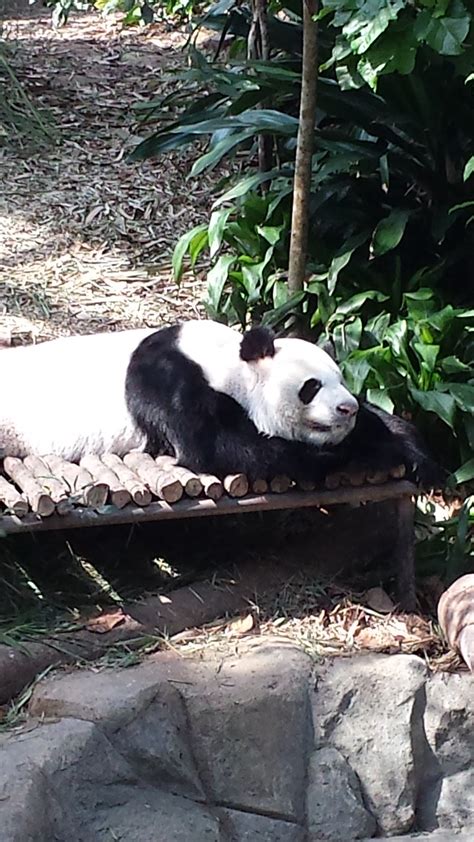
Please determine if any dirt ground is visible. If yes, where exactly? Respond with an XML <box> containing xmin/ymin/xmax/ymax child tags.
<box><xmin>0</xmin><ymin>6</ymin><xmax>218</xmax><ymax>343</ymax></box>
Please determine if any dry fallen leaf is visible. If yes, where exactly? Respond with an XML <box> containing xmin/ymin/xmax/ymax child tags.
<box><xmin>225</xmin><ymin>613</ymin><xmax>255</xmax><ymax>637</ymax></box>
<box><xmin>86</xmin><ymin>609</ymin><xmax>130</xmax><ymax>634</ymax></box>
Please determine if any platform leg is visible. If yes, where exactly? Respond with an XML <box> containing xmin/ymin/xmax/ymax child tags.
<box><xmin>394</xmin><ymin>495</ymin><xmax>417</xmax><ymax>612</ymax></box>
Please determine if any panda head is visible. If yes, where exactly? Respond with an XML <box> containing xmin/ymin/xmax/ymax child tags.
<box><xmin>239</xmin><ymin>326</ymin><xmax>359</xmax><ymax>447</ymax></box>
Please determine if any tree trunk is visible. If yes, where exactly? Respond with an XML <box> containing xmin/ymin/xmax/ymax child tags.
<box><xmin>248</xmin><ymin>0</ymin><xmax>273</xmax><ymax>175</ymax></box>
<box><xmin>287</xmin><ymin>0</ymin><xmax>319</xmax><ymax>307</ymax></box>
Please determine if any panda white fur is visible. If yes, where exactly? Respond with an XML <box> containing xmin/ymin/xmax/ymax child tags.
<box><xmin>0</xmin><ymin>320</ymin><xmax>440</xmax><ymax>486</ymax></box>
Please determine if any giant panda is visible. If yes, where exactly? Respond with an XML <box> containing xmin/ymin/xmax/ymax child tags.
<box><xmin>0</xmin><ymin>319</ymin><xmax>441</xmax><ymax>487</ymax></box>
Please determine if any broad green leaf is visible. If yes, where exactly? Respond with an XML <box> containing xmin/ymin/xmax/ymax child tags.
<box><xmin>448</xmin><ymin>383</ymin><xmax>474</xmax><ymax>412</ymax></box>
<box><xmin>405</xmin><ymin>289</ymin><xmax>438</xmax><ymax>321</ymax></box>
<box><xmin>190</xmin><ymin>129</ymin><xmax>255</xmax><ymax>176</ymax></box>
<box><xmin>272</xmin><ymin>280</ymin><xmax>289</xmax><ymax>309</ymax></box>
<box><xmin>332</xmin><ymin>318</ymin><xmax>363</xmax><ymax>362</ymax></box>
<box><xmin>129</xmin><ymin>131</ymin><xmax>196</xmax><ymax>162</ymax></box>
<box><xmin>341</xmin><ymin>354</ymin><xmax>371</xmax><ymax>393</ymax></box>
<box><xmin>414</xmin><ymin>11</ymin><xmax>471</xmax><ymax>56</ymax></box>
<box><xmin>336</xmin><ymin>58</ymin><xmax>366</xmax><ymax>90</ymax></box>
<box><xmin>306</xmin><ymin>280</ymin><xmax>336</xmax><ymax>324</ymax></box>
<box><xmin>239</xmin><ymin>246</ymin><xmax>274</xmax><ymax>303</ymax></box>
<box><xmin>327</xmin><ymin>231</ymin><xmax>369</xmax><ymax>294</ymax></box>
<box><xmin>413</xmin><ymin>343</ymin><xmax>439</xmax><ymax>372</ymax></box>
<box><xmin>213</xmin><ymin>170</ymin><xmax>283</xmax><ymax>208</ymax></box>
<box><xmin>366</xmin><ymin>388</ymin><xmax>395</xmax><ymax>414</ymax></box>
<box><xmin>452</xmin><ymin>459</ymin><xmax>474</xmax><ymax>484</ymax></box>
<box><xmin>172</xmin><ymin>224</ymin><xmax>208</xmax><ymax>282</ymax></box>
<box><xmin>441</xmin><ymin>355</ymin><xmax>471</xmax><ymax>374</ymax></box>
<box><xmin>404</xmin><ymin>288</ymin><xmax>434</xmax><ymax>300</ymax></box>
<box><xmin>208</xmin><ymin>209</ymin><xmax>232</xmax><ymax>259</ymax></box>
<box><xmin>256</xmin><ymin>225</ymin><xmax>283</xmax><ymax>246</ymax></box>
<box><xmin>385</xmin><ymin>320</ymin><xmax>408</xmax><ymax>356</ymax></box>
<box><xmin>261</xmin><ymin>292</ymin><xmax>306</xmax><ymax>328</ymax></box>
<box><xmin>410</xmin><ymin>388</ymin><xmax>456</xmax><ymax>428</ymax></box>
<box><xmin>168</xmin><ymin>109</ymin><xmax>299</xmax><ymax>137</ymax></box>
<box><xmin>365</xmin><ymin>312</ymin><xmax>391</xmax><ymax>343</ymax></box>
<box><xmin>327</xmin><ymin>251</ymin><xmax>353</xmax><ymax>295</ymax></box>
<box><xmin>425</xmin><ymin>305</ymin><xmax>456</xmax><ymax>332</ymax></box>
<box><xmin>463</xmin><ymin>155</ymin><xmax>474</xmax><ymax>181</ymax></box>
<box><xmin>336</xmin><ymin>290</ymin><xmax>388</xmax><ymax>316</ymax></box>
<box><xmin>189</xmin><ymin>229</ymin><xmax>209</xmax><ymax>269</ymax></box>
<box><xmin>372</xmin><ymin>209</ymin><xmax>410</xmax><ymax>256</ymax></box>
<box><xmin>206</xmin><ymin>254</ymin><xmax>236</xmax><ymax>313</ymax></box>
<box><xmin>463</xmin><ymin>414</ymin><xmax>474</xmax><ymax>449</ymax></box>
<box><xmin>350</xmin><ymin>2</ymin><xmax>405</xmax><ymax>55</ymax></box>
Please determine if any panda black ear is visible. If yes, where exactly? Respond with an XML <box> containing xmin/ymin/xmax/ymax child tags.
<box><xmin>240</xmin><ymin>326</ymin><xmax>276</xmax><ymax>362</ymax></box>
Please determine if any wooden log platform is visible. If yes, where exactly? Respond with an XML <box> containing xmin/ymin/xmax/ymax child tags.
<box><xmin>0</xmin><ymin>452</ymin><xmax>418</xmax><ymax>609</ymax></box>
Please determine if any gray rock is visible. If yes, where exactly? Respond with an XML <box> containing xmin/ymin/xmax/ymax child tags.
<box><xmin>3</xmin><ymin>644</ymin><xmax>474</xmax><ymax>841</ymax></box>
<box><xmin>360</xmin><ymin>834</ymin><xmax>474</xmax><ymax>841</ymax></box>
<box><xmin>306</xmin><ymin>746</ymin><xmax>376</xmax><ymax>840</ymax></box>
<box><xmin>220</xmin><ymin>808</ymin><xmax>304</xmax><ymax>841</ymax></box>
<box><xmin>0</xmin><ymin>716</ymin><xmax>219</xmax><ymax>842</ymax></box>
<box><xmin>417</xmin><ymin>670</ymin><xmax>474</xmax><ymax>831</ymax></box>
<box><xmin>29</xmin><ymin>661</ymin><xmax>174</xmax><ymax>730</ymax></box>
<box><xmin>311</xmin><ymin>653</ymin><xmax>427</xmax><ymax>836</ymax></box>
<box><xmin>180</xmin><ymin>640</ymin><xmax>313</xmax><ymax>821</ymax></box>
<box><xmin>85</xmin><ymin>789</ymin><xmax>221</xmax><ymax>842</ymax></box>
<box><xmin>0</xmin><ymin>717</ymin><xmax>133</xmax><ymax>841</ymax></box>
<box><xmin>30</xmin><ymin>661</ymin><xmax>205</xmax><ymax>800</ymax></box>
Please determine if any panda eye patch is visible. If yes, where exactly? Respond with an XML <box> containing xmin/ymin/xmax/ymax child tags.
<box><xmin>299</xmin><ymin>378</ymin><xmax>322</xmax><ymax>404</ymax></box>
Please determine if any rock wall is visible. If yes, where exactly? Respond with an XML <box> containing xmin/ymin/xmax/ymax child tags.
<box><xmin>0</xmin><ymin>642</ymin><xmax>473</xmax><ymax>841</ymax></box>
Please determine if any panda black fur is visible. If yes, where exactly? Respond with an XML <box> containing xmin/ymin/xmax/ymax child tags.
<box><xmin>0</xmin><ymin>319</ymin><xmax>441</xmax><ymax>487</ymax></box>
<box><xmin>125</xmin><ymin>320</ymin><xmax>441</xmax><ymax>487</ymax></box>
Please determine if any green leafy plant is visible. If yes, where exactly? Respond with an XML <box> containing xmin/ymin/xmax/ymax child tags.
<box><xmin>416</xmin><ymin>495</ymin><xmax>474</xmax><ymax>583</ymax></box>
<box><xmin>35</xmin><ymin>0</ymin><xmax>200</xmax><ymax>27</ymax></box>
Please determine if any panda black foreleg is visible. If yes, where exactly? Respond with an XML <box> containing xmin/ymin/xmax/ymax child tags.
<box><xmin>342</xmin><ymin>403</ymin><xmax>444</xmax><ymax>489</ymax></box>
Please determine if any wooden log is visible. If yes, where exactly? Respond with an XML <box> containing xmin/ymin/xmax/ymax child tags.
<box><xmin>80</xmin><ymin>455</ymin><xmax>131</xmax><ymax>510</ymax></box>
<box><xmin>124</xmin><ymin>452</ymin><xmax>183</xmax><ymax>504</ymax></box>
<box><xmin>390</xmin><ymin>464</ymin><xmax>406</xmax><ymax>479</ymax></box>
<box><xmin>347</xmin><ymin>470</ymin><xmax>366</xmax><ymax>487</ymax></box>
<box><xmin>23</xmin><ymin>455</ymin><xmax>72</xmax><ymax>515</ymax></box>
<box><xmin>296</xmin><ymin>479</ymin><xmax>315</xmax><ymax>492</ymax></box>
<box><xmin>43</xmin><ymin>455</ymin><xmax>109</xmax><ymax>509</ymax></box>
<box><xmin>270</xmin><ymin>475</ymin><xmax>291</xmax><ymax>494</ymax></box>
<box><xmin>101</xmin><ymin>453</ymin><xmax>152</xmax><ymax>507</ymax></box>
<box><xmin>325</xmin><ymin>472</ymin><xmax>342</xmax><ymax>490</ymax></box>
<box><xmin>0</xmin><ymin>476</ymin><xmax>28</xmax><ymax>517</ymax></box>
<box><xmin>0</xmin><ymin>481</ymin><xmax>418</xmax><ymax>535</ymax></box>
<box><xmin>366</xmin><ymin>470</ymin><xmax>389</xmax><ymax>485</ymax></box>
<box><xmin>3</xmin><ymin>457</ymin><xmax>55</xmax><ymax>517</ymax></box>
<box><xmin>155</xmin><ymin>456</ymin><xmax>203</xmax><ymax>498</ymax></box>
<box><xmin>252</xmin><ymin>478</ymin><xmax>269</xmax><ymax>494</ymax></box>
<box><xmin>223</xmin><ymin>473</ymin><xmax>249</xmax><ymax>498</ymax></box>
<box><xmin>198</xmin><ymin>473</ymin><xmax>224</xmax><ymax>501</ymax></box>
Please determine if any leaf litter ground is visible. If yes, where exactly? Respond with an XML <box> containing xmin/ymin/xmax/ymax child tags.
<box><xmin>0</xmin><ymin>7</ymin><xmax>217</xmax><ymax>343</ymax></box>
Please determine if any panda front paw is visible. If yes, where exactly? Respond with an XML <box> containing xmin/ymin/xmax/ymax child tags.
<box><xmin>405</xmin><ymin>457</ymin><xmax>447</xmax><ymax>492</ymax></box>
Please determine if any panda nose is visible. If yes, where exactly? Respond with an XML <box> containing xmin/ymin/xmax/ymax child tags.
<box><xmin>337</xmin><ymin>401</ymin><xmax>358</xmax><ymax>418</ymax></box>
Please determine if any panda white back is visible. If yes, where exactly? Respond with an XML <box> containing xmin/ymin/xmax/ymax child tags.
<box><xmin>0</xmin><ymin>328</ymin><xmax>154</xmax><ymax>460</ymax></box>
